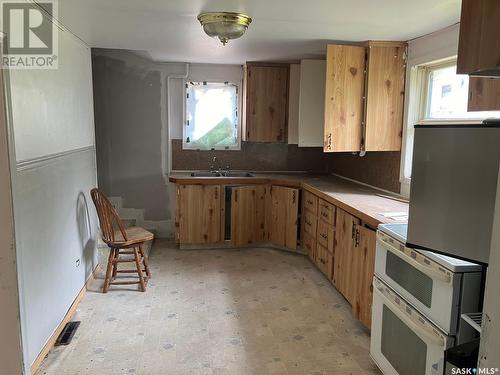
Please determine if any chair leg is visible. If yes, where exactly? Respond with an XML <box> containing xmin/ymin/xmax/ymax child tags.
<box><xmin>112</xmin><ymin>249</ymin><xmax>119</xmax><ymax>280</ymax></box>
<box><xmin>103</xmin><ymin>248</ymin><xmax>115</xmax><ymax>293</ymax></box>
<box><xmin>134</xmin><ymin>247</ymin><xmax>147</xmax><ymax>292</ymax></box>
<box><xmin>139</xmin><ymin>244</ymin><xmax>151</xmax><ymax>280</ymax></box>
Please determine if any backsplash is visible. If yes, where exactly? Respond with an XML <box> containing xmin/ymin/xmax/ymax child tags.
<box><xmin>171</xmin><ymin>139</ymin><xmax>401</xmax><ymax>193</ymax></box>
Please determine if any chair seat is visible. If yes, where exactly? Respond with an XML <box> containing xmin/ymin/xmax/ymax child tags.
<box><xmin>108</xmin><ymin>226</ymin><xmax>154</xmax><ymax>247</ymax></box>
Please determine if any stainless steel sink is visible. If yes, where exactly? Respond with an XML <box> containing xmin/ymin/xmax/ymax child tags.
<box><xmin>223</xmin><ymin>171</ymin><xmax>254</xmax><ymax>177</ymax></box>
<box><xmin>190</xmin><ymin>171</ymin><xmax>221</xmax><ymax>177</ymax></box>
<box><xmin>190</xmin><ymin>171</ymin><xmax>254</xmax><ymax>178</ymax></box>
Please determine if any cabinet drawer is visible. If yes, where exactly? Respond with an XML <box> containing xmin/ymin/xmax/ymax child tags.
<box><xmin>303</xmin><ymin>210</ymin><xmax>317</xmax><ymax>237</ymax></box>
<box><xmin>319</xmin><ymin>199</ymin><xmax>335</xmax><ymax>226</ymax></box>
<box><xmin>302</xmin><ymin>232</ymin><xmax>316</xmax><ymax>261</ymax></box>
<box><xmin>316</xmin><ymin>244</ymin><xmax>333</xmax><ymax>279</ymax></box>
<box><xmin>317</xmin><ymin>219</ymin><xmax>335</xmax><ymax>253</ymax></box>
<box><xmin>303</xmin><ymin>191</ymin><xmax>318</xmax><ymax>215</ymax></box>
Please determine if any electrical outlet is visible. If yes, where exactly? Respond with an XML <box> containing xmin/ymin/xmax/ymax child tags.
<box><xmin>75</xmin><ymin>259</ymin><xmax>80</xmax><ymax>268</ymax></box>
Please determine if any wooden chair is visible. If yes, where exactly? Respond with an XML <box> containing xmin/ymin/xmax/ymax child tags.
<box><xmin>91</xmin><ymin>188</ymin><xmax>153</xmax><ymax>293</ymax></box>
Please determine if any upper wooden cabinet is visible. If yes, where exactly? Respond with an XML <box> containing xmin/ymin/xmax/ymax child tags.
<box><xmin>468</xmin><ymin>77</ymin><xmax>500</xmax><ymax>111</ymax></box>
<box><xmin>243</xmin><ymin>63</ymin><xmax>290</xmax><ymax>143</ymax></box>
<box><xmin>365</xmin><ymin>42</ymin><xmax>406</xmax><ymax>151</ymax></box>
<box><xmin>457</xmin><ymin>0</ymin><xmax>500</xmax><ymax>76</ymax></box>
<box><xmin>324</xmin><ymin>42</ymin><xmax>407</xmax><ymax>153</ymax></box>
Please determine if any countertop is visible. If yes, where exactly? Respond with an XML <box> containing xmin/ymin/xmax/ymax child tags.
<box><xmin>169</xmin><ymin>172</ymin><xmax>409</xmax><ymax>228</ymax></box>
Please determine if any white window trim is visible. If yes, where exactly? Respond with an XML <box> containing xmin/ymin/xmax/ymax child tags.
<box><xmin>182</xmin><ymin>79</ymin><xmax>243</xmax><ymax>151</ymax></box>
<box><xmin>399</xmin><ymin>55</ymin><xmax>497</xmax><ymax>197</ymax></box>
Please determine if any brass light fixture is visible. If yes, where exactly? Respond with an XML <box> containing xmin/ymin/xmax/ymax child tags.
<box><xmin>197</xmin><ymin>12</ymin><xmax>252</xmax><ymax>46</ymax></box>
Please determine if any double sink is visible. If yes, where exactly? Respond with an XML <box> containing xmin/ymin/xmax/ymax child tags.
<box><xmin>190</xmin><ymin>171</ymin><xmax>254</xmax><ymax>178</ymax></box>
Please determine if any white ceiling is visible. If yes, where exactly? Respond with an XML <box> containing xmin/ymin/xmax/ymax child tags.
<box><xmin>54</xmin><ymin>0</ymin><xmax>461</xmax><ymax>64</ymax></box>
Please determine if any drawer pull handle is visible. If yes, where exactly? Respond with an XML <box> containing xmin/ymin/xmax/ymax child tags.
<box><xmin>320</xmin><ymin>233</ymin><xmax>327</xmax><ymax>239</ymax></box>
<box><xmin>307</xmin><ymin>200</ymin><xmax>313</xmax><ymax>205</ymax></box>
<box><xmin>321</xmin><ymin>212</ymin><xmax>328</xmax><ymax>217</ymax></box>
<box><xmin>305</xmin><ymin>220</ymin><xmax>312</xmax><ymax>226</ymax></box>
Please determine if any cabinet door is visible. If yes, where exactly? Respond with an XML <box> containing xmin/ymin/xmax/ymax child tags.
<box><xmin>269</xmin><ymin>186</ymin><xmax>299</xmax><ymax>249</ymax></box>
<box><xmin>177</xmin><ymin>185</ymin><xmax>221</xmax><ymax>244</ymax></box>
<box><xmin>333</xmin><ymin>208</ymin><xmax>360</xmax><ymax>304</ymax></box>
<box><xmin>364</xmin><ymin>42</ymin><xmax>406</xmax><ymax>152</ymax></box>
<box><xmin>316</xmin><ymin>244</ymin><xmax>334</xmax><ymax>279</ymax></box>
<box><xmin>324</xmin><ymin>44</ymin><xmax>365</xmax><ymax>152</ymax></box>
<box><xmin>245</xmin><ymin>64</ymin><xmax>289</xmax><ymax>142</ymax></box>
<box><xmin>457</xmin><ymin>0</ymin><xmax>500</xmax><ymax>75</ymax></box>
<box><xmin>231</xmin><ymin>185</ymin><xmax>266</xmax><ymax>246</ymax></box>
<box><xmin>302</xmin><ymin>232</ymin><xmax>316</xmax><ymax>261</ymax></box>
<box><xmin>352</xmin><ymin>226</ymin><xmax>376</xmax><ymax>329</ymax></box>
<box><xmin>468</xmin><ymin>77</ymin><xmax>500</xmax><ymax>111</ymax></box>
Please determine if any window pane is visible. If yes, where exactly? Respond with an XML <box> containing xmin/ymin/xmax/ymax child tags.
<box><xmin>425</xmin><ymin>65</ymin><xmax>500</xmax><ymax>120</ymax></box>
<box><xmin>185</xmin><ymin>82</ymin><xmax>239</xmax><ymax>150</ymax></box>
<box><xmin>426</xmin><ymin>65</ymin><xmax>469</xmax><ymax>119</ymax></box>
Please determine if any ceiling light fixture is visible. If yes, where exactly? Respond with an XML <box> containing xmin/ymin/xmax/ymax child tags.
<box><xmin>197</xmin><ymin>12</ymin><xmax>252</xmax><ymax>46</ymax></box>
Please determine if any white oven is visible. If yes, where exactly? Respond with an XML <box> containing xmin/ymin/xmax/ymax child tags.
<box><xmin>375</xmin><ymin>225</ymin><xmax>483</xmax><ymax>337</ymax></box>
<box><xmin>371</xmin><ymin>276</ymin><xmax>454</xmax><ymax>375</ymax></box>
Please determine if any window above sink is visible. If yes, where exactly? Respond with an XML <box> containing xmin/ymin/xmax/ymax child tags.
<box><xmin>183</xmin><ymin>81</ymin><xmax>240</xmax><ymax>151</ymax></box>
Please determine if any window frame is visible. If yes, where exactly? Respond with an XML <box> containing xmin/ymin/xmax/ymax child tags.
<box><xmin>399</xmin><ymin>56</ymin><xmax>497</xmax><ymax>196</ymax></box>
<box><xmin>182</xmin><ymin>80</ymin><xmax>242</xmax><ymax>151</ymax></box>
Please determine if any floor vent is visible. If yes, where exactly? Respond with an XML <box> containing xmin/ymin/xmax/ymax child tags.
<box><xmin>55</xmin><ymin>321</ymin><xmax>81</xmax><ymax>346</ymax></box>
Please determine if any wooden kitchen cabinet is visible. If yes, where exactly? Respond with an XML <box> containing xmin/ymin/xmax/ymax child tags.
<box><xmin>324</xmin><ymin>44</ymin><xmax>365</xmax><ymax>152</ymax></box>
<box><xmin>457</xmin><ymin>0</ymin><xmax>500</xmax><ymax>76</ymax></box>
<box><xmin>269</xmin><ymin>186</ymin><xmax>299</xmax><ymax>249</ymax></box>
<box><xmin>316</xmin><ymin>244</ymin><xmax>334</xmax><ymax>279</ymax></box>
<box><xmin>468</xmin><ymin>77</ymin><xmax>500</xmax><ymax>111</ymax></box>
<box><xmin>324</xmin><ymin>42</ymin><xmax>406</xmax><ymax>153</ymax></box>
<box><xmin>231</xmin><ymin>185</ymin><xmax>266</xmax><ymax>246</ymax></box>
<box><xmin>333</xmin><ymin>208</ymin><xmax>360</xmax><ymax>304</ymax></box>
<box><xmin>302</xmin><ymin>232</ymin><xmax>316</xmax><ymax>261</ymax></box>
<box><xmin>176</xmin><ymin>185</ymin><xmax>222</xmax><ymax>245</ymax></box>
<box><xmin>244</xmin><ymin>63</ymin><xmax>290</xmax><ymax>143</ymax></box>
<box><xmin>364</xmin><ymin>42</ymin><xmax>406</xmax><ymax>151</ymax></box>
<box><xmin>352</xmin><ymin>225</ymin><xmax>376</xmax><ymax>329</ymax></box>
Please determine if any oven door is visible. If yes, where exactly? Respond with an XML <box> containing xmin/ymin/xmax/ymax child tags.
<box><xmin>375</xmin><ymin>230</ymin><xmax>461</xmax><ymax>334</ymax></box>
<box><xmin>370</xmin><ymin>276</ymin><xmax>454</xmax><ymax>375</ymax></box>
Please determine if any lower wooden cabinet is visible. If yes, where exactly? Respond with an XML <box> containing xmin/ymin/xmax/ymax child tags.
<box><xmin>302</xmin><ymin>232</ymin><xmax>316</xmax><ymax>261</ymax></box>
<box><xmin>352</xmin><ymin>225</ymin><xmax>376</xmax><ymax>329</ymax></box>
<box><xmin>316</xmin><ymin>244</ymin><xmax>333</xmax><ymax>279</ymax></box>
<box><xmin>269</xmin><ymin>186</ymin><xmax>299</xmax><ymax>249</ymax></box>
<box><xmin>317</xmin><ymin>218</ymin><xmax>335</xmax><ymax>252</ymax></box>
<box><xmin>333</xmin><ymin>208</ymin><xmax>360</xmax><ymax>304</ymax></box>
<box><xmin>176</xmin><ymin>184</ymin><xmax>222</xmax><ymax>245</ymax></box>
<box><xmin>231</xmin><ymin>185</ymin><xmax>266</xmax><ymax>246</ymax></box>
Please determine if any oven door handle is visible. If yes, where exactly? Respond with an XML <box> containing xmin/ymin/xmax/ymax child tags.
<box><xmin>373</xmin><ymin>282</ymin><xmax>445</xmax><ymax>347</ymax></box>
<box><xmin>378</xmin><ymin>238</ymin><xmax>451</xmax><ymax>284</ymax></box>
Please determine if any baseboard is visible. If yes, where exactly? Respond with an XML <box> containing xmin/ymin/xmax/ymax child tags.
<box><xmin>30</xmin><ymin>265</ymin><xmax>99</xmax><ymax>375</ymax></box>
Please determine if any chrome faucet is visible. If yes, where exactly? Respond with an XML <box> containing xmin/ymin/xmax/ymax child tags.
<box><xmin>209</xmin><ymin>156</ymin><xmax>230</xmax><ymax>175</ymax></box>
<box><xmin>209</xmin><ymin>156</ymin><xmax>217</xmax><ymax>172</ymax></box>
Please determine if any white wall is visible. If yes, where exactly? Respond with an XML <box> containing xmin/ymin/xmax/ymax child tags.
<box><xmin>0</xmin><ymin>68</ymin><xmax>24</xmax><ymax>374</ymax></box>
<box><xmin>287</xmin><ymin>63</ymin><xmax>300</xmax><ymax>144</ymax></box>
<box><xmin>479</xmin><ymin>164</ymin><xmax>500</xmax><ymax>368</ymax></box>
<box><xmin>400</xmin><ymin>23</ymin><xmax>460</xmax><ymax>197</ymax></box>
<box><xmin>6</xmin><ymin>17</ymin><xmax>98</xmax><ymax>370</ymax></box>
<box><xmin>298</xmin><ymin>59</ymin><xmax>326</xmax><ymax>147</ymax></box>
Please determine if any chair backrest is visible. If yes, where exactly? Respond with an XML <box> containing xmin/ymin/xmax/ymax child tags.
<box><xmin>90</xmin><ymin>188</ymin><xmax>127</xmax><ymax>244</ymax></box>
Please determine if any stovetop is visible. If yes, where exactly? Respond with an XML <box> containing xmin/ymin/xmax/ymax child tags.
<box><xmin>378</xmin><ymin>223</ymin><xmax>482</xmax><ymax>273</ymax></box>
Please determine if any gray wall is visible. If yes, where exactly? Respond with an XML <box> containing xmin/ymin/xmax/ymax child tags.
<box><xmin>6</xmin><ymin>22</ymin><xmax>98</xmax><ymax>369</ymax></box>
<box><xmin>92</xmin><ymin>52</ymin><xmax>168</xmax><ymax>221</ymax></box>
